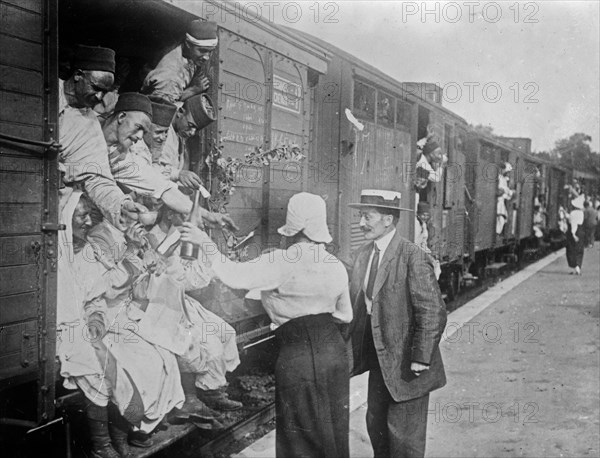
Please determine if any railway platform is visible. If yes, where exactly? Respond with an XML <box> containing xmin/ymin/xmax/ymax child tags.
<box><xmin>234</xmin><ymin>246</ymin><xmax>600</xmax><ymax>457</ymax></box>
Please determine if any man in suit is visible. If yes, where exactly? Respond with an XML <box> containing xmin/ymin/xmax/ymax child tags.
<box><xmin>346</xmin><ymin>189</ymin><xmax>447</xmax><ymax>458</ymax></box>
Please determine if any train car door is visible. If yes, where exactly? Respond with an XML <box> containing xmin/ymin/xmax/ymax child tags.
<box><xmin>0</xmin><ymin>0</ymin><xmax>59</xmax><ymax>423</ymax></box>
<box><xmin>267</xmin><ymin>54</ymin><xmax>311</xmax><ymax>244</ymax></box>
<box><xmin>344</xmin><ymin>80</ymin><xmax>412</xmax><ymax>256</ymax></box>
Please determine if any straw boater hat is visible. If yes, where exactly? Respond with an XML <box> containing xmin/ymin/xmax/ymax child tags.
<box><xmin>571</xmin><ymin>194</ymin><xmax>585</xmax><ymax>210</ymax></box>
<box><xmin>348</xmin><ymin>190</ymin><xmax>412</xmax><ymax>212</ymax></box>
<box><xmin>278</xmin><ymin>193</ymin><xmax>332</xmax><ymax>244</ymax></box>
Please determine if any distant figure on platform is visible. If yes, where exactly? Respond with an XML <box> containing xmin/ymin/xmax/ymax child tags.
<box><xmin>583</xmin><ymin>200</ymin><xmax>597</xmax><ymax>248</ymax></box>
<box><xmin>346</xmin><ymin>189</ymin><xmax>447</xmax><ymax>458</ymax></box>
<box><xmin>558</xmin><ymin>205</ymin><xmax>568</xmax><ymax>234</ymax></box>
<box><xmin>414</xmin><ymin>201</ymin><xmax>441</xmax><ymax>279</ymax></box>
<box><xmin>566</xmin><ymin>195</ymin><xmax>586</xmax><ymax>275</ymax></box>
<box><xmin>496</xmin><ymin>162</ymin><xmax>514</xmax><ymax>235</ymax></box>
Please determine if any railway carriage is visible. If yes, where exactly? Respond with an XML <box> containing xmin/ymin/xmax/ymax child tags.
<box><xmin>0</xmin><ymin>0</ymin><xmax>597</xmax><ymax>455</ymax></box>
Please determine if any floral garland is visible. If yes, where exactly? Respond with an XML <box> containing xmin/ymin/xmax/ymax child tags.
<box><xmin>205</xmin><ymin>143</ymin><xmax>306</xmax><ymax>212</ymax></box>
<box><xmin>204</xmin><ymin>143</ymin><xmax>305</xmax><ymax>260</ymax></box>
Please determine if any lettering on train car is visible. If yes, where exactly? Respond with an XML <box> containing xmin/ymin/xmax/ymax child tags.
<box><xmin>272</xmin><ymin>75</ymin><xmax>302</xmax><ymax>113</ymax></box>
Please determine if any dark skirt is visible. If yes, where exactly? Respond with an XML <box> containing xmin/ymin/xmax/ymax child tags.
<box><xmin>566</xmin><ymin>224</ymin><xmax>585</xmax><ymax>268</ymax></box>
<box><xmin>274</xmin><ymin>313</ymin><xmax>349</xmax><ymax>458</ymax></box>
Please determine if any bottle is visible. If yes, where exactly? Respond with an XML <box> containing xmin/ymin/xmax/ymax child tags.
<box><xmin>180</xmin><ymin>190</ymin><xmax>200</xmax><ymax>260</ymax></box>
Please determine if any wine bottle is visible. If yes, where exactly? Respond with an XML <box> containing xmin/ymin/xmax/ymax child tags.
<box><xmin>180</xmin><ymin>190</ymin><xmax>200</xmax><ymax>260</ymax></box>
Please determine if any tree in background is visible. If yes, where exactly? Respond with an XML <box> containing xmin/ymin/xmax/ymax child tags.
<box><xmin>534</xmin><ymin>133</ymin><xmax>599</xmax><ymax>173</ymax></box>
<box><xmin>554</xmin><ymin>133</ymin><xmax>599</xmax><ymax>171</ymax></box>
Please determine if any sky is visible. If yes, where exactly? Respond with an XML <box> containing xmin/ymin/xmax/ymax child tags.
<box><xmin>236</xmin><ymin>0</ymin><xmax>599</xmax><ymax>153</ymax></box>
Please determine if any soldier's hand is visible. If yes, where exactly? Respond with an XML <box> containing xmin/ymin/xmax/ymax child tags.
<box><xmin>410</xmin><ymin>362</ymin><xmax>430</xmax><ymax>376</ymax></box>
<box><xmin>125</xmin><ymin>222</ymin><xmax>148</xmax><ymax>248</ymax></box>
<box><xmin>191</xmin><ymin>73</ymin><xmax>210</xmax><ymax>92</ymax></box>
<box><xmin>121</xmin><ymin>200</ymin><xmax>147</xmax><ymax>223</ymax></box>
<box><xmin>201</xmin><ymin>211</ymin><xmax>239</xmax><ymax>232</ymax></box>
<box><xmin>87</xmin><ymin>313</ymin><xmax>106</xmax><ymax>347</ymax></box>
<box><xmin>179</xmin><ymin>170</ymin><xmax>203</xmax><ymax>190</ymax></box>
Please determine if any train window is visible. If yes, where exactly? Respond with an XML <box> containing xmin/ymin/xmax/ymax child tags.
<box><xmin>353</xmin><ymin>81</ymin><xmax>375</xmax><ymax>122</ymax></box>
<box><xmin>396</xmin><ymin>100</ymin><xmax>412</xmax><ymax>132</ymax></box>
<box><xmin>377</xmin><ymin>91</ymin><xmax>395</xmax><ymax>127</ymax></box>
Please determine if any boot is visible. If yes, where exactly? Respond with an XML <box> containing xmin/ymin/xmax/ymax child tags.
<box><xmin>128</xmin><ymin>430</ymin><xmax>153</xmax><ymax>448</ymax></box>
<box><xmin>173</xmin><ymin>374</ymin><xmax>222</xmax><ymax>423</ymax></box>
<box><xmin>198</xmin><ymin>388</ymin><xmax>243</xmax><ymax>411</ymax></box>
<box><xmin>86</xmin><ymin>404</ymin><xmax>121</xmax><ymax>458</ymax></box>
<box><xmin>108</xmin><ymin>403</ymin><xmax>133</xmax><ymax>458</ymax></box>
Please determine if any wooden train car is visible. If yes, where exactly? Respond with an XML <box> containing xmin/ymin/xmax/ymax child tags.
<box><xmin>0</xmin><ymin>0</ymin><xmax>59</xmax><ymax>427</ymax></box>
<box><xmin>1</xmin><ymin>0</ymin><xmax>598</xmax><ymax>455</ymax></box>
<box><xmin>291</xmin><ymin>30</ymin><xmax>470</xmax><ymax>295</ymax></box>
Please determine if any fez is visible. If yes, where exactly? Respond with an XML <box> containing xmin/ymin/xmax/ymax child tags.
<box><xmin>73</xmin><ymin>44</ymin><xmax>116</xmax><ymax>73</ymax></box>
<box><xmin>114</xmin><ymin>93</ymin><xmax>153</xmax><ymax>121</ymax></box>
<box><xmin>422</xmin><ymin>141</ymin><xmax>440</xmax><ymax>157</ymax></box>
<box><xmin>417</xmin><ymin>201</ymin><xmax>430</xmax><ymax>214</ymax></box>
<box><xmin>150</xmin><ymin>100</ymin><xmax>177</xmax><ymax>127</ymax></box>
<box><xmin>184</xmin><ymin>93</ymin><xmax>216</xmax><ymax>130</ymax></box>
<box><xmin>186</xmin><ymin>20</ymin><xmax>218</xmax><ymax>48</ymax></box>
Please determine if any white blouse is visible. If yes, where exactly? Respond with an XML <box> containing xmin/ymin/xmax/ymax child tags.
<box><xmin>209</xmin><ymin>242</ymin><xmax>352</xmax><ymax>327</ymax></box>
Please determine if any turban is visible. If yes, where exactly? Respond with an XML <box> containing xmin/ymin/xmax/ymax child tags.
<box><xmin>186</xmin><ymin>20</ymin><xmax>218</xmax><ymax>48</ymax></box>
<box><xmin>73</xmin><ymin>44</ymin><xmax>115</xmax><ymax>73</ymax></box>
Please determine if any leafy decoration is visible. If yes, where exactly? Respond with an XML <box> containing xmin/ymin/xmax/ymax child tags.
<box><xmin>205</xmin><ymin>143</ymin><xmax>305</xmax><ymax>212</ymax></box>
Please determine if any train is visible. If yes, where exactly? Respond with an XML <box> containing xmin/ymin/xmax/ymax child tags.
<box><xmin>1</xmin><ymin>0</ymin><xmax>598</xmax><ymax>455</ymax></box>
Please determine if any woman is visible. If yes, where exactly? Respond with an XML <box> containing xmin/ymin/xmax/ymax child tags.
<box><xmin>181</xmin><ymin>192</ymin><xmax>352</xmax><ymax>458</ymax></box>
<box><xmin>566</xmin><ymin>194</ymin><xmax>586</xmax><ymax>275</ymax></box>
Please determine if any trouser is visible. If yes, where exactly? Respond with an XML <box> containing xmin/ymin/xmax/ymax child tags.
<box><xmin>362</xmin><ymin>316</ymin><xmax>429</xmax><ymax>458</ymax></box>
<box><xmin>366</xmin><ymin>367</ymin><xmax>430</xmax><ymax>458</ymax></box>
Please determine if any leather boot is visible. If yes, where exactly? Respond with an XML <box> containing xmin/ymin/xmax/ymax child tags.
<box><xmin>86</xmin><ymin>404</ymin><xmax>121</xmax><ymax>458</ymax></box>
<box><xmin>107</xmin><ymin>404</ymin><xmax>133</xmax><ymax>458</ymax></box>
<box><xmin>173</xmin><ymin>374</ymin><xmax>223</xmax><ymax>428</ymax></box>
<box><xmin>197</xmin><ymin>388</ymin><xmax>243</xmax><ymax>411</ymax></box>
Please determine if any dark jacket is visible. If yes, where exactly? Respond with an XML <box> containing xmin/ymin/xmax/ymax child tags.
<box><xmin>346</xmin><ymin>231</ymin><xmax>447</xmax><ymax>402</ymax></box>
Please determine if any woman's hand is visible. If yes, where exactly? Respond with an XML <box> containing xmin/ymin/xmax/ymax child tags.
<box><xmin>181</xmin><ymin>222</ymin><xmax>212</xmax><ymax>246</ymax></box>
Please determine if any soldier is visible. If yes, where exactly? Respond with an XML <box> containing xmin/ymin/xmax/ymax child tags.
<box><xmin>99</xmin><ymin>92</ymin><xmax>192</xmax><ymax>215</ymax></box>
<box><xmin>141</xmin><ymin>20</ymin><xmax>218</xmax><ymax>103</ymax></box>
<box><xmin>496</xmin><ymin>162</ymin><xmax>515</xmax><ymax>235</ymax></box>
<box><xmin>59</xmin><ymin>44</ymin><xmax>145</xmax><ymax>228</ymax></box>
<box><xmin>129</xmin><ymin>98</ymin><xmax>179</xmax><ymax>166</ymax></box>
<box><xmin>154</xmin><ymin>93</ymin><xmax>214</xmax><ymax>191</ymax></box>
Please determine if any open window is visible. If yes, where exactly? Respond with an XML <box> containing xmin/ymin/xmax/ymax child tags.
<box><xmin>353</xmin><ymin>80</ymin><xmax>375</xmax><ymax>122</ymax></box>
<box><xmin>59</xmin><ymin>0</ymin><xmax>196</xmax><ymax>91</ymax></box>
<box><xmin>377</xmin><ymin>91</ymin><xmax>395</xmax><ymax>128</ymax></box>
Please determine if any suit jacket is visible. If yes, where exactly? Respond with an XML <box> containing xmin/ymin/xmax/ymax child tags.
<box><xmin>346</xmin><ymin>230</ymin><xmax>447</xmax><ymax>402</ymax></box>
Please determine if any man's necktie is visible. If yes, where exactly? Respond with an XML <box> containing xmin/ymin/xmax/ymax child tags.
<box><xmin>365</xmin><ymin>245</ymin><xmax>380</xmax><ymax>301</ymax></box>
